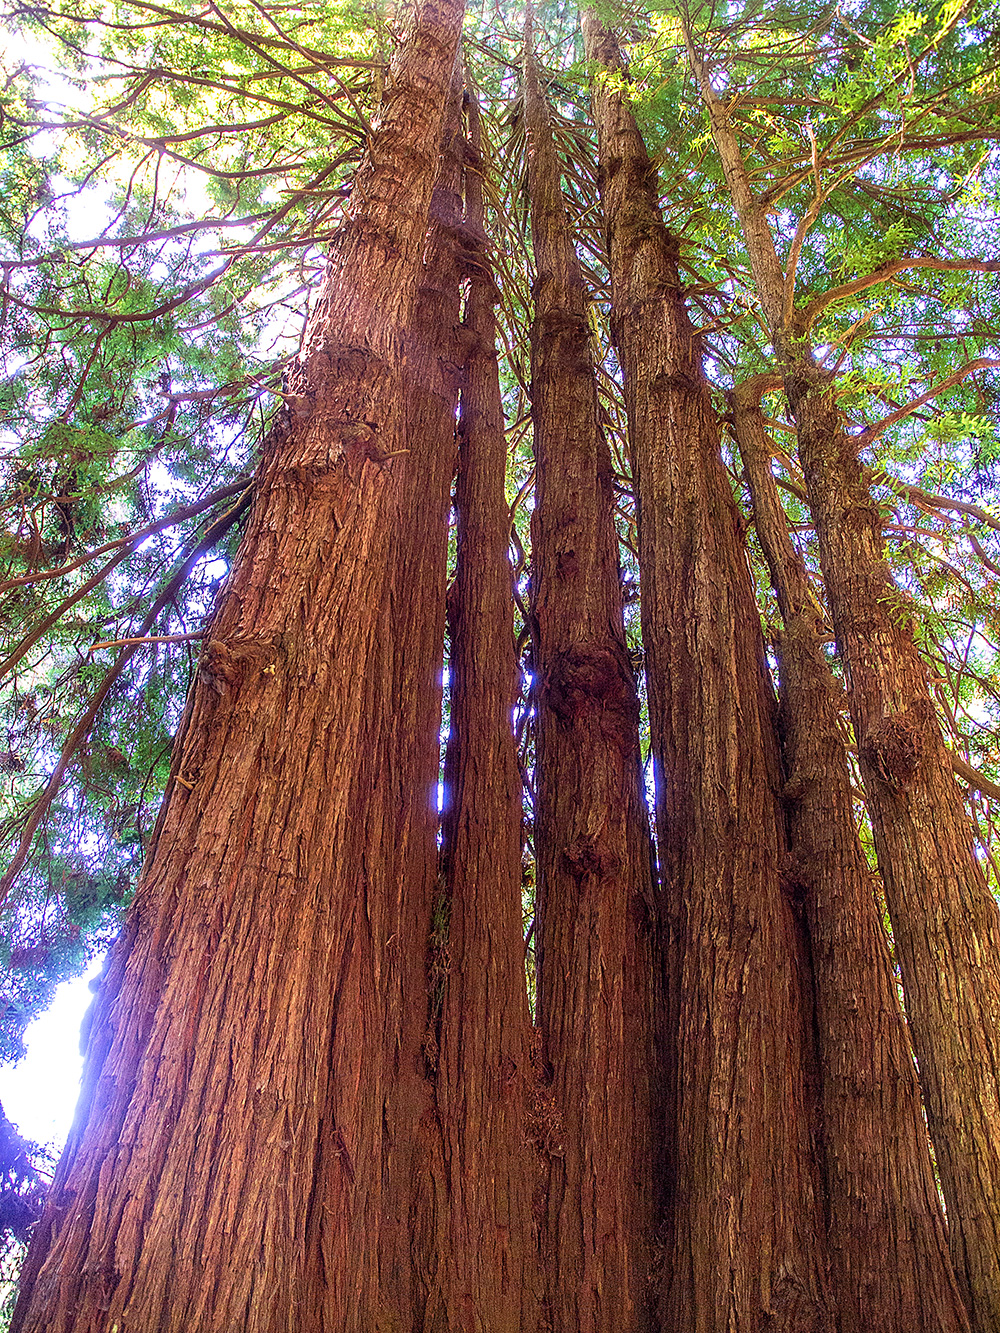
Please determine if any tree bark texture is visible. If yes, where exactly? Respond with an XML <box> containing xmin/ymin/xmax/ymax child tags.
<box><xmin>523</xmin><ymin>30</ymin><xmax>658</xmax><ymax>1333</ymax></box>
<box><xmin>395</xmin><ymin>76</ymin><xmax>497</xmax><ymax>1329</ymax></box>
<box><xmin>11</xmin><ymin>4</ymin><xmax>466</xmax><ymax>1330</ymax></box>
<box><xmin>424</xmin><ymin>87</ymin><xmax>546</xmax><ymax>1333</ymax></box>
<box><xmin>583</xmin><ymin>21</ymin><xmax>832</xmax><ymax>1332</ymax></box>
<box><xmin>732</xmin><ymin>381</ymin><xmax>968</xmax><ymax>1333</ymax></box>
<box><xmin>786</xmin><ymin>363</ymin><xmax>1000</xmax><ymax>1333</ymax></box>
<box><xmin>692</xmin><ymin>51</ymin><xmax>1000</xmax><ymax>1329</ymax></box>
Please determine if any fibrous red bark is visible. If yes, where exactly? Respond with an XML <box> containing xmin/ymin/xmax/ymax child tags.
<box><xmin>11</xmin><ymin>4</ymin><xmax>466</xmax><ymax>1328</ymax></box>
<box><xmin>523</xmin><ymin>23</ymin><xmax>658</xmax><ymax>1333</ymax></box>
<box><xmin>424</xmin><ymin>86</ymin><xmax>546</xmax><ymax>1333</ymax></box>
<box><xmin>687</xmin><ymin>40</ymin><xmax>1000</xmax><ymax>1328</ymax></box>
<box><xmin>733</xmin><ymin>379</ymin><xmax>968</xmax><ymax>1333</ymax></box>
<box><xmin>584</xmin><ymin>20</ymin><xmax>831</xmax><ymax>1331</ymax></box>
<box><xmin>787</xmin><ymin>362</ymin><xmax>1000</xmax><ymax>1333</ymax></box>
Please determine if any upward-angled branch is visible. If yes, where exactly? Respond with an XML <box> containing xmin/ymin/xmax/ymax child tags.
<box><xmin>858</xmin><ymin>358</ymin><xmax>1000</xmax><ymax>447</ymax></box>
<box><xmin>800</xmin><ymin>258</ymin><xmax>1000</xmax><ymax>329</ymax></box>
<box><xmin>0</xmin><ymin>477</ymin><xmax>251</xmax><ymax>596</ymax></box>
<box><xmin>0</xmin><ymin>487</ymin><xmax>253</xmax><ymax>908</ymax></box>
<box><xmin>952</xmin><ymin>753</ymin><xmax>1000</xmax><ymax>804</ymax></box>
<box><xmin>682</xmin><ymin>22</ymin><xmax>787</xmax><ymax>329</ymax></box>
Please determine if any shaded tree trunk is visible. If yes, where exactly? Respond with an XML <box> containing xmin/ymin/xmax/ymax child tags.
<box><xmin>424</xmin><ymin>85</ymin><xmax>546</xmax><ymax>1333</ymax></box>
<box><xmin>583</xmin><ymin>20</ymin><xmax>831</xmax><ymax>1332</ymax></box>
<box><xmin>732</xmin><ymin>378</ymin><xmax>968</xmax><ymax>1333</ymax></box>
<box><xmin>523</xmin><ymin>25</ymin><xmax>658</xmax><ymax>1333</ymax></box>
<box><xmin>11</xmin><ymin>3</ymin><xmax>466</xmax><ymax>1329</ymax></box>
<box><xmin>688</xmin><ymin>43</ymin><xmax>1000</xmax><ymax>1330</ymax></box>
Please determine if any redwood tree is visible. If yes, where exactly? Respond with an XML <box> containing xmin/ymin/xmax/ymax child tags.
<box><xmin>10</xmin><ymin>2</ymin><xmax>468</xmax><ymax>1327</ymax></box>
<box><xmin>584</xmin><ymin>18</ymin><xmax>831</xmax><ymax>1330</ymax></box>
<box><xmin>685</xmin><ymin>25</ymin><xmax>1000</xmax><ymax>1326</ymax></box>
<box><xmin>523</xmin><ymin>21</ymin><xmax>658</xmax><ymax>1330</ymax></box>
<box><xmin>0</xmin><ymin>1</ymin><xmax>999</xmax><ymax>1330</ymax></box>
<box><xmin>429</xmin><ymin>86</ymin><xmax>546</xmax><ymax>1331</ymax></box>
<box><xmin>731</xmin><ymin>376</ymin><xmax>967</xmax><ymax>1332</ymax></box>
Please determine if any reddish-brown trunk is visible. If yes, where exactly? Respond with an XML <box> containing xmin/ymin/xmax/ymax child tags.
<box><xmin>583</xmin><ymin>20</ymin><xmax>831</xmax><ymax>1332</ymax></box>
<box><xmin>11</xmin><ymin>5</ymin><xmax>465</xmax><ymax>1330</ymax></box>
<box><xmin>689</xmin><ymin>50</ymin><xmax>1000</xmax><ymax>1326</ymax></box>
<box><xmin>523</xmin><ymin>29</ymin><xmax>657</xmax><ymax>1333</ymax></box>
<box><xmin>732</xmin><ymin>381</ymin><xmax>968</xmax><ymax>1333</ymax></box>
<box><xmin>785</xmin><ymin>364</ymin><xmax>1000</xmax><ymax>1333</ymax></box>
<box><xmin>423</xmin><ymin>87</ymin><xmax>546</xmax><ymax>1333</ymax></box>
<box><xmin>395</xmin><ymin>77</ymin><xmax>484</xmax><ymax>1328</ymax></box>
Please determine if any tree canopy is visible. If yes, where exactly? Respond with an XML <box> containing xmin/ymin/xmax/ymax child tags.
<box><xmin>1</xmin><ymin>0</ymin><xmax>1000</xmax><ymax>1322</ymax></box>
<box><xmin>0</xmin><ymin>0</ymin><xmax>998</xmax><ymax>1154</ymax></box>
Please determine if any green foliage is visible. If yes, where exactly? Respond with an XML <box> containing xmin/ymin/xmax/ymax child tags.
<box><xmin>0</xmin><ymin>0</ymin><xmax>386</xmax><ymax>1053</ymax></box>
<box><xmin>0</xmin><ymin>0</ymin><xmax>998</xmax><ymax>1055</ymax></box>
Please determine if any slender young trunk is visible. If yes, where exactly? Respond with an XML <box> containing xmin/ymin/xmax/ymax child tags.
<box><xmin>732</xmin><ymin>380</ymin><xmax>968</xmax><ymax>1333</ymax></box>
<box><xmin>688</xmin><ymin>41</ymin><xmax>1000</xmax><ymax>1329</ymax></box>
<box><xmin>583</xmin><ymin>20</ymin><xmax>831</xmax><ymax>1332</ymax></box>
<box><xmin>424</xmin><ymin>87</ymin><xmax>546</xmax><ymax>1333</ymax></box>
<box><xmin>12</xmin><ymin>6</ymin><xmax>465</xmax><ymax>1330</ymax></box>
<box><xmin>523</xmin><ymin>28</ymin><xmax>657</xmax><ymax>1333</ymax></box>
<box><xmin>395</xmin><ymin>76</ymin><xmax>479</xmax><ymax>1327</ymax></box>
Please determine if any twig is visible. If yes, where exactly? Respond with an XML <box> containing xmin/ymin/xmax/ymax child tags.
<box><xmin>0</xmin><ymin>491</ymin><xmax>253</xmax><ymax>907</ymax></box>
<box><xmin>88</xmin><ymin>632</ymin><xmax>205</xmax><ymax>653</ymax></box>
<box><xmin>857</xmin><ymin>358</ymin><xmax>1000</xmax><ymax>448</ymax></box>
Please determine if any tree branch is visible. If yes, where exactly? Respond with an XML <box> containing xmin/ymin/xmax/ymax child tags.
<box><xmin>951</xmin><ymin>753</ymin><xmax>1000</xmax><ymax>805</ymax></box>
<box><xmin>0</xmin><ymin>488</ymin><xmax>253</xmax><ymax>907</ymax></box>
<box><xmin>0</xmin><ymin>478</ymin><xmax>251</xmax><ymax>597</ymax></box>
<box><xmin>88</xmin><ymin>632</ymin><xmax>205</xmax><ymax>652</ymax></box>
<box><xmin>799</xmin><ymin>258</ymin><xmax>1000</xmax><ymax>329</ymax></box>
<box><xmin>857</xmin><ymin>358</ymin><xmax>1000</xmax><ymax>448</ymax></box>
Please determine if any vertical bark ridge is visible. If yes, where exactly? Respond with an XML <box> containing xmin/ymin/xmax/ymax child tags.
<box><xmin>417</xmin><ymin>82</ymin><xmax>547</xmax><ymax>1333</ymax></box>
<box><xmin>687</xmin><ymin>36</ymin><xmax>1000</xmax><ymax>1328</ymax></box>
<box><xmin>388</xmin><ymin>74</ymin><xmax>472</xmax><ymax>1330</ymax></box>
<box><xmin>583</xmin><ymin>19</ymin><xmax>832</xmax><ymax>1333</ymax></box>
<box><xmin>732</xmin><ymin>380</ymin><xmax>968</xmax><ymax>1333</ymax></box>
<box><xmin>11</xmin><ymin>3</ymin><xmax>466</xmax><ymax>1330</ymax></box>
<box><xmin>522</xmin><ymin>21</ymin><xmax>658</xmax><ymax>1333</ymax></box>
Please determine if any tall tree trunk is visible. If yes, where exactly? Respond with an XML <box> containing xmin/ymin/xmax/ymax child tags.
<box><xmin>688</xmin><ymin>41</ymin><xmax>1000</xmax><ymax>1330</ymax></box>
<box><xmin>732</xmin><ymin>378</ymin><xmax>968</xmax><ymax>1333</ymax></box>
<box><xmin>396</xmin><ymin>74</ymin><xmax>481</xmax><ymax>1329</ymax></box>
<box><xmin>583</xmin><ymin>20</ymin><xmax>831</xmax><ymax>1332</ymax></box>
<box><xmin>423</xmin><ymin>85</ymin><xmax>546</xmax><ymax>1333</ymax></box>
<box><xmin>523</xmin><ymin>26</ymin><xmax>657</xmax><ymax>1333</ymax></box>
<box><xmin>11</xmin><ymin>5</ymin><xmax>465</xmax><ymax>1330</ymax></box>
<box><xmin>787</xmin><ymin>361</ymin><xmax>1000</xmax><ymax>1333</ymax></box>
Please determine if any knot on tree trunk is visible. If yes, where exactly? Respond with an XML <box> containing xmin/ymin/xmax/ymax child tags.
<box><xmin>532</xmin><ymin>306</ymin><xmax>592</xmax><ymax>372</ymax></box>
<box><xmin>198</xmin><ymin>637</ymin><xmax>282</xmax><ymax>697</ymax></box>
<box><xmin>651</xmin><ymin>367</ymin><xmax>701</xmax><ymax>398</ymax></box>
<box><xmin>561</xmin><ymin>834</ymin><xmax>621</xmax><ymax>882</ymax></box>
<box><xmin>763</xmin><ymin>1269</ymin><xmax>832</xmax><ymax>1332</ymax></box>
<box><xmin>296</xmin><ymin>343</ymin><xmax>380</xmax><ymax>397</ymax></box>
<box><xmin>527</xmin><ymin>1028</ymin><xmax>565</xmax><ymax>1159</ymax></box>
<box><xmin>543</xmin><ymin>641</ymin><xmax>638</xmax><ymax>750</ymax></box>
<box><xmin>863</xmin><ymin>703</ymin><xmax>929</xmax><ymax>789</ymax></box>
